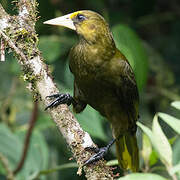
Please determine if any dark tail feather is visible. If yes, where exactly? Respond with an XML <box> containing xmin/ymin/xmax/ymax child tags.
<box><xmin>116</xmin><ymin>133</ymin><xmax>139</xmax><ymax>172</ymax></box>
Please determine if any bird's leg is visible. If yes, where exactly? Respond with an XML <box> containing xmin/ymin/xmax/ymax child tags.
<box><xmin>84</xmin><ymin>139</ymin><xmax>116</xmax><ymax>165</ymax></box>
<box><xmin>45</xmin><ymin>93</ymin><xmax>76</xmax><ymax>110</ymax></box>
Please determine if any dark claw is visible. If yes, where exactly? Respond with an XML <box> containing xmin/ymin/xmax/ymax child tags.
<box><xmin>85</xmin><ymin>146</ymin><xmax>100</xmax><ymax>153</ymax></box>
<box><xmin>84</xmin><ymin>147</ymin><xmax>108</xmax><ymax>165</ymax></box>
<box><xmin>84</xmin><ymin>139</ymin><xmax>116</xmax><ymax>166</ymax></box>
<box><xmin>45</xmin><ymin>93</ymin><xmax>73</xmax><ymax>110</ymax></box>
<box><xmin>46</xmin><ymin>93</ymin><xmax>62</xmax><ymax>99</ymax></box>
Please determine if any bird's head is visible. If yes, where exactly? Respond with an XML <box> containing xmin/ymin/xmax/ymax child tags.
<box><xmin>44</xmin><ymin>10</ymin><xmax>114</xmax><ymax>44</ymax></box>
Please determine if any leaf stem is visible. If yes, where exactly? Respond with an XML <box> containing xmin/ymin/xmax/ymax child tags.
<box><xmin>34</xmin><ymin>162</ymin><xmax>78</xmax><ymax>179</ymax></box>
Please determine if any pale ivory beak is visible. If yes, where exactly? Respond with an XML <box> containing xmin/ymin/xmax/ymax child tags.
<box><xmin>43</xmin><ymin>13</ymin><xmax>76</xmax><ymax>30</ymax></box>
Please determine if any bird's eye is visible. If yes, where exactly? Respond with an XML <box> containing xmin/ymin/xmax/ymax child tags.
<box><xmin>76</xmin><ymin>14</ymin><xmax>86</xmax><ymax>21</ymax></box>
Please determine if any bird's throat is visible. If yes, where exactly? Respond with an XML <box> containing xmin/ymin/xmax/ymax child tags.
<box><xmin>78</xmin><ymin>35</ymin><xmax>116</xmax><ymax>62</ymax></box>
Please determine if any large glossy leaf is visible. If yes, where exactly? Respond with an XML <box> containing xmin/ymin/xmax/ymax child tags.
<box><xmin>112</xmin><ymin>24</ymin><xmax>148</xmax><ymax>91</ymax></box>
<box><xmin>118</xmin><ymin>173</ymin><xmax>167</xmax><ymax>180</ymax></box>
<box><xmin>152</xmin><ymin>115</ymin><xmax>172</xmax><ymax>166</ymax></box>
<box><xmin>0</xmin><ymin>123</ymin><xmax>49</xmax><ymax>179</ymax></box>
<box><xmin>15</xmin><ymin>130</ymin><xmax>49</xmax><ymax>180</ymax></box>
<box><xmin>158</xmin><ymin>113</ymin><xmax>180</xmax><ymax>134</ymax></box>
<box><xmin>75</xmin><ymin>105</ymin><xmax>108</xmax><ymax>141</ymax></box>
<box><xmin>0</xmin><ymin>123</ymin><xmax>22</xmax><ymax>169</ymax></box>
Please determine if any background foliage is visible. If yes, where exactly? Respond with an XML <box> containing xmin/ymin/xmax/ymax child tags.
<box><xmin>0</xmin><ymin>0</ymin><xmax>180</xmax><ymax>179</ymax></box>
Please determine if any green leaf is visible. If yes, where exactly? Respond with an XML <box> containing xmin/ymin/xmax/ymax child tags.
<box><xmin>149</xmin><ymin>150</ymin><xmax>159</xmax><ymax>166</ymax></box>
<box><xmin>0</xmin><ymin>123</ymin><xmax>22</xmax><ymax>169</ymax></box>
<box><xmin>137</xmin><ymin>122</ymin><xmax>156</xmax><ymax>148</ymax></box>
<box><xmin>112</xmin><ymin>24</ymin><xmax>148</xmax><ymax>91</ymax></box>
<box><xmin>169</xmin><ymin>136</ymin><xmax>178</xmax><ymax>145</ymax></box>
<box><xmin>38</xmin><ymin>162</ymin><xmax>78</xmax><ymax>176</ymax></box>
<box><xmin>158</xmin><ymin>113</ymin><xmax>180</xmax><ymax>134</ymax></box>
<box><xmin>137</xmin><ymin>117</ymin><xmax>173</xmax><ymax>167</ymax></box>
<box><xmin>170</xmin><ymin>163</ymin><xmax>180</xmax><ymax>175</ymax></box>
<box><xmin>137</xmin><ymin>122</ymin><xmax>159</xmax><ymax>166</ymax></box>
<box><xmin>152</xmin><ymin>115</ymin><xmax>172</xmax><ymax>166</ymax></box>
<box><xmin>39</xmin><ymin>35</ymin><xmax>75</xmax><ymax>64</ymax></box>
<box><xmin>15</xmin><ymin>130</ymin><xmax>49</xmax><ymax>179</ymax></box>
<box><xmin>173</xmin><ymin>138</ymin><xmax>180</xmax><ymax>165</ymax></box>
<box><xmin>0</xmin><ymin>123</ymin><xmax>49</xmax><ymax>179</ymax></box>
<box><xmin>10</xmin><ymin>56</ymin><xmax>21</xmax><ymax>75</ymax></box>
<box><xmin>106</xmin><ymin>159</ymin><xmax>118</xmax><ymax>166</ymax></box>
<box><xmin>39</xmin><ymin>35</ymin><xmax>62</xmax><ymax>63</ymax></box>
<box><xmin>118</xmin><ymin>173</ymin><xmax>167</xmax><ymax>180</ymax></box>
<box><xmin>172</xmin><ymin>138</ymin><xmax>180</xmax><ymax>179</ymax></box>
<box><xmin>76</xmin><ymin>105</ymin><xmax>108</xmax><ymax>141</ymax></box>
<box><xmin>171</xmin><ymin>101</ymin><xmax>180</xmax><ymax>110</ymax></box>
<box><xmin>35</xmin><ymin>113</ymin><xmax>54</xmax><ymax>130</ymax></box>
<box><xmin>142</xmin><ymin>134</ymin><xmax>152</xmax><ymax>165</ymax></box>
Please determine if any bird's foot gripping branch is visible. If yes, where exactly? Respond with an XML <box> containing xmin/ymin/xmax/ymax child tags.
<box><xmin>84</xmin><ymin>139</ymin><xmax>116</xmax><ymax>165</ymax></box>
<box><xmin>45</xmin><ymin>93</ymin><xmax>74</xmax><ymax>110</ymax></box>
<box><xmin>45</xmin><ymin>93</ymin><xmax>116</xmax><ymax>166</ymax></box>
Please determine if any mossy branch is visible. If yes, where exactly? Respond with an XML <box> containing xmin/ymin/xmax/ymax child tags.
<box><xmin>0</xmin><ymin>1</ymin><xmax>113</xmax><ymax>179</ymax></box>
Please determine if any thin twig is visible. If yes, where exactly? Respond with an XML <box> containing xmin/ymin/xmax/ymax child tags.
<box><xmin>13</xmin><ymin>101</ymin><xmax>38</xmax><ymax>174</ymax></box>
<box><xmin>0</xmin><ymin>30</ymin><xmax>27</xmax><ymax>62</ymax></box>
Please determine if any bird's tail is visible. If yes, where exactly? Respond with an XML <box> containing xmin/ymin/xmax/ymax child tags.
<box><xmin>116</xmin><ymin>133</ymin><xmax>139</xmax><ymax>172</ymax></box>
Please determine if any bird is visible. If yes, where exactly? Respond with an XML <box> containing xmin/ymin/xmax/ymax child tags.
<box><xmin>44</xmin><ymin>10</ymin><xmax>139</xmax><ymax>172</ymax></box>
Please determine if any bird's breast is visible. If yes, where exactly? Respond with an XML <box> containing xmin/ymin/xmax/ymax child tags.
<box><xmin>70</xmin><ymin>47</ymin><xmax>106</xmax><ymax>80</ymax></box>
<box><xmin>69</xmin><ymin>43</ymin><xmax>121</xmax><ymax>115</ymax></box>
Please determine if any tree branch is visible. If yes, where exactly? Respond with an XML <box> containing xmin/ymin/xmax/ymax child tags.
<box><xmin>0</xmin><ymin>1</ymin><xmax>113</xmax><ymax>179</ymax></box>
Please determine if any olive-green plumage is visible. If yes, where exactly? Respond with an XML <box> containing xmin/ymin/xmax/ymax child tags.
<box><xmin>69</xmin><ymin>10</ymin><xmax>139</xmax><ymax>171</ymax></box>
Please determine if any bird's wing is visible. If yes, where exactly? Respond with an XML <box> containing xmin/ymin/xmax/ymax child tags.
<box><xmin>113</xmin><ymin>59</ymin><xmax>139</xmax><ymax>132</ymax></box>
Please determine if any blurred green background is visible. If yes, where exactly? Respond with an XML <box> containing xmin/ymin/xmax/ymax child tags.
<box><xmin>0</xmin><ymin>0</ymin><xmax>180</xmax><ymax>179</ymax></box>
